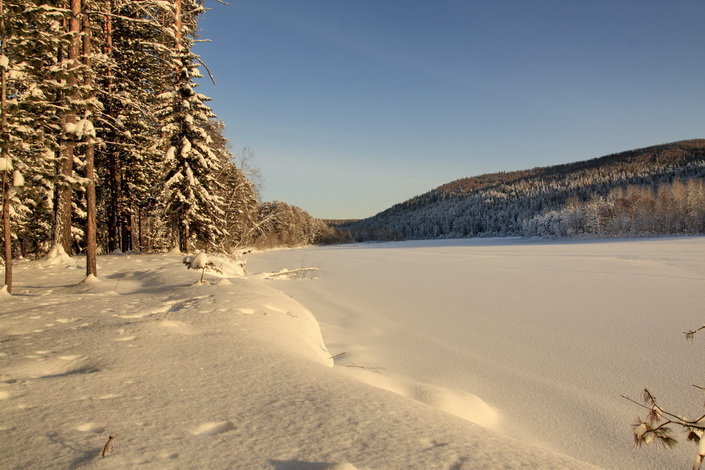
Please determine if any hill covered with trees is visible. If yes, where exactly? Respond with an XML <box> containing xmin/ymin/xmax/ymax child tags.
<box><xmin>344</xmin><ymin>139</ymin><xmax>705</xmax><ymax>240</ymax></box>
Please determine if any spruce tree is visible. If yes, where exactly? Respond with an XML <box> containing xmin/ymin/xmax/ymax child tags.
<box><xmin>4</xmin><ymin>1</ymin><xmax>67</xmax><ymax>258</ymax></box>
<box><xmin>159</xmin><ymin>0</ymin><xmax>226</xmax><ymax>252</ymax></box>
<box><xmin>95</xmin><ymin>0</ymin><xmax>166</xmax><ymax>252</ymax></box>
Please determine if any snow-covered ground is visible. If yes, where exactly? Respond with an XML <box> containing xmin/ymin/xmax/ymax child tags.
<box><xmin>0</xmin><ymin>251</ymin><xmax>594</xmax><ymax>469</ymax></box>
<box><xmin>249</xmin><ymin>237</ymin><xmax>705</xmax><ymax>469</ymax></box>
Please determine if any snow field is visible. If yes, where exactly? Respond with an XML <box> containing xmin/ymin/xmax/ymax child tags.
<box><xmin>0</xmin><ymin>252</ymin><xmax>593</xmax><ymax>469</ymax></box>
<box><xmin>249</xmin><ymin>237</ymin><xmax>705</xmax><ymax>469</ymax></box>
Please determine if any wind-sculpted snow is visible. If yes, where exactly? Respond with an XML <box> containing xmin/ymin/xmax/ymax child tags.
<box><xmin>0</xmin><ymin>252</ymin><xmax>594</xmax><ymax>469</ymax></box>
<box><xmin>249</xmin><ymin>237</ymin><xmax>705</xmax><ymax>469</ymax></box>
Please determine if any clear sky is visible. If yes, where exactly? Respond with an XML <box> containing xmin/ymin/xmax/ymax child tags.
<box><xmin>194</xmin><ymin>0</ymin><xmax>705</xmax><ymax>220</ymax></box>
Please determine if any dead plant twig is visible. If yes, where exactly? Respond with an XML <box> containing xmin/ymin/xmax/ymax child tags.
<box><xmin>344</xmin><ymin>363</ymin><xmax>385</xmax><ymax>374</ymax></box>
<box><xmin>102</xmin><ymin>434</ymin><xmax>118</xmax><ymax>458</ymax></box>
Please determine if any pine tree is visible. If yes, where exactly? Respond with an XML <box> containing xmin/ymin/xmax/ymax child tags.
<box><xmin>95</xmin><ymin>0</ymin><xmax>166</xmax><ymax>253</ymax></box>
<box><xmin>0</xmin><ymin>0</ymin><xmax>67</xmax><ymax>289</ymax></box>
<box><xmin>0</xmin><ymin>0</ymin><xmax>259</xmax><ymax>261</ymax></box>
<box><xmin>158</xmin><ymin>0</ymin><xmax>226</xmax><ymax>252</ymax></box>
<box><xmin>5</xmin><ymin>1</ymin><xmax>68</xmax><ymax>258</ymax></box>
<box><xmin>53</xmin><ymin>0</ymin><xmax>84</xmax><ymax>255</ymax></box>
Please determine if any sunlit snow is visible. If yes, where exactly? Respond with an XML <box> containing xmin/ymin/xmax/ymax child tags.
<box><xmin>249</xmin><ymin>237</ymin><xmax>705</xmax><ymax>469</ymax></box>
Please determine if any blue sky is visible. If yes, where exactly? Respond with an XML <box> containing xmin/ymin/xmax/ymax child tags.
<box><xmin>194</xmin><ymin>0</ymin><xmax>705</xmax><ymax>219</ymax></box>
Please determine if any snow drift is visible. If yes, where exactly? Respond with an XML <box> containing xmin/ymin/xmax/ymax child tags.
<box><xmin>250</xmin><ymin>237</ymin><xmax>705</xmax><ymax>469</ymax></box>
<box><xmin>0</xmin><ymin>252</ymin><xmax>592</xmax><ymax>469</ymax></box>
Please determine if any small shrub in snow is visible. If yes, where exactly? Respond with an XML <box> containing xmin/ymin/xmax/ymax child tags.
<box><xmin>183</xmin><ymin>252</ymin><xmax>222</xmax><ymax>283</ymax></box>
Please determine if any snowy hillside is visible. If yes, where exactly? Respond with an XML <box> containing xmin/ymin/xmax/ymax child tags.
<box><xmin>250</xmin><ymin>237</ymin><xmax>705</xmax><ymax>469</ymax></box>
<box><xmin>0</xmin><ymin>253</ymin><xmax>594</xmax><ymax>469</ymax></box>
<box><xmin>345</xmin><ymin>139</ymin><xmax>705</xmax><ymax>240</ymax></box>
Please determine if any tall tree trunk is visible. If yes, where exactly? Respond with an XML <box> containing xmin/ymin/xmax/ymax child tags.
<box><xmin>174</xmin><ymin>0</ymin><xmax>182</xmax><ymax>48</ymax></box>
<box><xmin>55</xmin><ymin>0</ymin><xmax>82</xmax><ymax>254</ymax></box>
<box><xmin>172</xmin><ymin>0</ymin><xmax>185</xmax><ymax>251</ymax></box>
<box><xmin>54</xmin><ymin>156</ymin><xmax>73</xmax><ymax>253</ymax></box>
<box><xmin>137</xmin><ymin>207</ymin><xmax>143</xmax><ymax>252</ymax></box>
<box><xmin>82</xmin><ymin>0</ymin><xmax>97</xmax><ymax>277</ymax></box>
<box><xmin>1</xmin><ymin>172</ymin><xmax>9</xmax><ymax>294</ymax></box>
<box><xmin>120</xmin><ymin>209</ymin><xmax>132</xmax><ymax>252</ymax></box>
<box><xmin>107</xmin><ymin>152</ymin><xmax>119</xmax><ymax>251</ymax></box>
<box><xmin>181</xmin><ymin>223</ymin><xmax>190</xmax><ymax>253</ymax></box>
<box><xmin>104</xmin><ymin>0</ymin><xmax>119</xmax><ymax>253</ymax></box>
<box><xmin>0</xmin><ymin>0</ymin><xmax>11</xmax><ymax>293</ymax></box>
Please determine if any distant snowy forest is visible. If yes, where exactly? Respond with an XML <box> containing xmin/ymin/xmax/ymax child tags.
<box><xmin>345</xmin><ymin>140</ymin><xmax>705</xmax><ymax>240</ymax></box>
<box><xmin>0</xmin><ymin>0</ymin><xmax>340</xmax><ymax>291</ymax></box>
<box><xmin>522</xmin><ymin>178</ymin><xmax>705</xmax><ymax>237</ymax></box>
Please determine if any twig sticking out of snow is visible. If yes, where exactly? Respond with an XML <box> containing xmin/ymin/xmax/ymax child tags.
<box><xmin>625</xmin><ymin>319</ymin><xmax>705</xmax><ymax>467</ymax></box>
<box><xmin>621</xmin><ymin>390</ymin><xmax>705</xmax><ymax>448</ymax></box>
<box><xmin>101</xmin><ymin>434</ymin><xmax>118</xmax><ymax>458</ymax></box>
<box><xmin>685</xmin><ymin>324</ymin><xmax>705</xmax><ymax>340</ymax></box>
<box><xmin>344</xmin><ymin>363</ymin><xmax>385</xmax><ymax>374</ymax></box>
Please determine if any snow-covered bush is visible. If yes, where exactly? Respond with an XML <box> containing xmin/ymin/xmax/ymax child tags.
<box><xmin>183</xmin><ymin>252</ymin><xmax>222</xmax><ymax>283</ymax></box>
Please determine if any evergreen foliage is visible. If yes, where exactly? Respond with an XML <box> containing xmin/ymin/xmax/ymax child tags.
<box><xmin>346</xmin><ymin>140</ymin><xmax>705</xmax><ymax>241</ymax></box>
<box><xmin>0</xmin><ymin>0</ymin><xmax>281</xmax><ymax>293</ymax></box>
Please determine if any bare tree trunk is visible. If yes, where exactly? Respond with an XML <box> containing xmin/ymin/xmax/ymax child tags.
<box><xmin>82</xmin><ymin>0</ymin><xmax>97</xmax><ymax>277</ymax></box>
<box><xmin>145</xmin><ymin>216</ymin><xmax>152</xmax><ymax>252</ymax></box>
<box><xmin>121</xmin><ymin>209</ymin><xmax>132</xmax><ymax>252</ymax></box>
<box><xmin>54</xmin><ymin>157</ymin><xmax>73</xmax><ymax>253</ymax></box>
<box><xmin>55</xmin><ymin>0</ymin><xmax>82</xmax><ymax>254</ymax></box>
<box><xmin>0</xmin><ymin>0</ymin><xmax>12</xmax><ymax>293</ymax></box>
<box><xmin>107</xmin><ymin>153</ymin><xmax>119</xmax><ymax>251</ymax></box>
<box><xmin>137</xmin><ymin>207</ymin><xmax>143</xmax><ymax>252</ymax></box>
<box><xmin>180</xmin><ymin>223</ymin><xmax>190</xmax><ymax>253</ymax></box>
<box><xmin>1</xmin><ymin>174</ymin><xmax>10</xmax><ymax>294</ymax></box>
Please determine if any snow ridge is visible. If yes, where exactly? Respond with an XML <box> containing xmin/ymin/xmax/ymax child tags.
<box><xmin>0</xmin><ymin>253</ymin><xmax>595</xmax><ymax>469</ymax></box>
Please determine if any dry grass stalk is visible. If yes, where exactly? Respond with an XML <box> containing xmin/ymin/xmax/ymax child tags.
<box><xmin>102</xmin><ymin>434</ymin><xmax>118</xmax><ymax>458</ymax></box>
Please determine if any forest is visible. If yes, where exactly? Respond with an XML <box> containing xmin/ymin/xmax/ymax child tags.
<box><xmin>3</xmin><ymin>1</ymin><xmax>704</xmax><ymax>298</ymax></box>
<box><xmin>522</xmin><ymin>178</ymin><xmax>705</xmax><ymax>237</ymax></box>
<box><xmin>345</xmin><ymin>139</ymin><xmax>705</xmax><ymax>241</ymax></box>
<box><xmin>0</xmin><ymin>0</ymin><xmax>335</xmax><ymax>294</ymax></box>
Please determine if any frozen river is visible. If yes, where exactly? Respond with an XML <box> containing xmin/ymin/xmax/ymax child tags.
<box><xmin>249</xmin><ymin>237</ymin><xmax>705</xmax><ymax>469</ymax></box>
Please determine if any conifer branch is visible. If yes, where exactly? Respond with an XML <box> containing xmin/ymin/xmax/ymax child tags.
<box><xmin>195</xmin><ymin>57</ymin><xmax>215</xmax><ymax>85</ymax></box>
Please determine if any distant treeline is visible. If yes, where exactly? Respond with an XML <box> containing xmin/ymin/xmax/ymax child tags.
<box><xmin>252</xmin><ymin>202</ymin><xmax>352</xmax><ymax>248</ymax></box>
<box><xmin>321</xmin><ymin>219</ymin><xmax>360</xmax><ymax>226</ymax></box>
<box><xmin>523</xmin><ymin>179</ymin><xmax>705</xmax><ymax>237</ymax></box>
<box><xmin>343</xmin><ymin>140</ymin><xmax>705</xmax><ymax>241</ymax></box>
